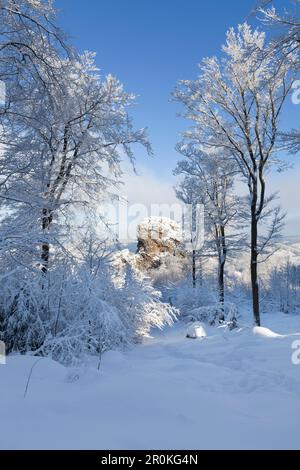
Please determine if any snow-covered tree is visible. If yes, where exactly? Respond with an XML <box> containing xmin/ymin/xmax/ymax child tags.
<box><xmin>0</xmin><ymin>51</ymin><xmax>151</xmax><ymax>273</ymax></box>
<box><xmin>0</xmin><ymin>0</ymin><xmax>71</xmax><ymax>268</ymax></box>
<box><xmin>173</xmin><ymin>23</ymin><xmax>296</xmax><ymax>326</ymax></box>
<box><xmin>0</xmin><ymin>0</ymin><xmax>71</xmax><ymax>160</ymax></box>
<box><xmin>266</xmin><ymin>261</ymin><xmax>300</xmax><ymax>314</ymax></box>
<box><xmin>258</xmin><ymin>1</ymin><xmax>300</xmax><ymax>55</ymax></box>
<box><xmin>174</xmin><ymin>176</ymin><xmax>201</xmax><ymax>289</ymax></box>
<box><xmin>175</xmin><ymin>149</ymin><xmax>244</xmax><ymax>316</ymax></box>
<box><xmin>0</xmin><ymin>0</ymin><xmax>70</xmax><ymax>91</ymax></box>
<box><xmin>258</xmin><ymin>2</ymin><xmax>300</xmax><ymax>156</ymax></box>
<box><xmin>0</xmin><ymin>1</ymin><xmax>163</xmax><ymax>362</ymax></box>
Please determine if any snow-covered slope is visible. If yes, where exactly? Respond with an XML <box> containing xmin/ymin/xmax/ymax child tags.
<box><xmin>1</xmin><ymin>311</ymin><xmax>300</xmax><ymax>450</ymax></box>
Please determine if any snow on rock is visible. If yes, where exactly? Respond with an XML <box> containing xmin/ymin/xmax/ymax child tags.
<box><xmin>253</xmin><ymin>326</ymin><xmax>283</xmax><ymax>338</ymax></box>
<box><xmin>137</xmin><ymin>216</ymin><xmax>182</xmax><ymax>244</ymax></box>
<box><xmin>186</xmin><ymin>322</ymin><xmax>207</xmax><ymax>339</ymax></box>
<box><xmin>136</xmin><ymin>216</ymin><xmax>185</xmax><ymax>272</ymax></box>
<box><xmin>112</xmin><ymin>217</ymin><xmax>187</xmax><ymax>280</ymax></box>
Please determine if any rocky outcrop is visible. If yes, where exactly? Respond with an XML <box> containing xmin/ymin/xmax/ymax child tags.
<box><xmin>112</xmin><ymin>217</ymin><xmax>187</xmax><ymax>283</ymax></box>
<box><xmin>136</xmin><ymin>217</ymin><xmax>185</xmax><ymax>272</ymax></box>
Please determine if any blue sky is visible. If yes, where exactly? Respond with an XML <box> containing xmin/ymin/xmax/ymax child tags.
<box><xmin>55</xmin><ymin>0</ymin><xmax>299</xmax><ymax>235</ymax></box>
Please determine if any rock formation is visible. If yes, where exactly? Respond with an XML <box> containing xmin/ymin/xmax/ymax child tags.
<box><xmin>136</xmin><ymin>216</ymin><xmax>185</xmax><ymax>272</ymax></box>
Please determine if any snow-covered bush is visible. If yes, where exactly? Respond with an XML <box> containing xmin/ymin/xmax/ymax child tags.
<box><xmin>0</xmin><ymin>272</ymin><xmax>47</xmax><ymax>354</ymax></box>
<box><xmin>159</xmin><ymin>275</ymin><xmax>237</xmax><ymax>327</ymax></box>
<box><xmin>166</xmin><ymin>276</ymin><xmax>216</xmax><ymax>315</ymax></box>
<box><xmin>111</xmin><ymin>263</ymin><xmax>177</xmax><ymax>340</ymax></box>
<box><xmin>186</xmin><ymin>302</ymin><xmax>238</xmax><ymax>328</ymax></box>
<box><xmin>148</xmin><ymin>254</ymin><xmax>188</xmax><ymax>288</ymax></box>
<box><xmin>0</xmin><ymin>253</ymin><xmax>177</xmax><ymax>365</ymax></box>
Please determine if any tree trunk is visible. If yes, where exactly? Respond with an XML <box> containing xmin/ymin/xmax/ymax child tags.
<box><xmin>198</xmin><ymin>255</ymin><xmax>203</xmax><ymax>286</ymax></box>
<box><xmin>250</xmin><ymin>207</ymin><xmax>260</xmax><ymax>326</ymax></box>
<box><xmin>218</xmin><ymin>259</ymin><xmax>225</xmax><ymax>306</ymax></box>
<box><xmin>41</xmin><ymin>208</ymin><xmax>52</xmax><ymax>274</ymax></box>
<box><xmin>218</xmin><ymin>258</ymin><xmax>225</xmax><ymax>322</ymax></box>
<box><xmin>192</xmin><ymin>249</ymin><xmax>196</xmax><ymax>288</ymax></box>
<box><xmin>41</xmin><ymin>242</ymin><xmax>50</xmax><ymax>274</ymax></box>
<box><xmin>218</xmin><ymin>225</ymin><xmax>226</xmax><ymax>322</ymax></box>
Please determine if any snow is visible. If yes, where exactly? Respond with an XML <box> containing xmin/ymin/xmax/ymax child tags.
<box><xmin>1</xmin><ymin>312</ymin><xmax>300</xmax><ymax>450</ymax></box>
<box><xmin>137</xmin><ymin>216</ymin><xmax>182</xmax><ymax>243</ymax></box>
<box><xmin>186</xmin><ymin>322</ymin><xmax>207</xmax><ymax>339</ymax></box>
<box><xmin>253</xmin><ymin>326</ymin><xmax>283</xmax><ymax>338</ymax></box>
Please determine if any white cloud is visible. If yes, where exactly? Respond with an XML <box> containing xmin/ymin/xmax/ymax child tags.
<box><xmin>120</xmin><ymin>163</ymin><xmax>178</xmax><ymax>207</ymax></box>
<box><xmin>110</xmin><ymin>164</ymin><xmax>300</xmax><ymax>239</ymax></box>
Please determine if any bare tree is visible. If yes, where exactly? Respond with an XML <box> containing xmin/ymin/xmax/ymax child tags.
<box><xmin>173</xmin><ymin>23</ymin><xmax>295</xmax><ymax>325</ymax></box>
<box><xmin>257</xmin><ymin>1</ymin><xmax>300</xmax><ymax>54</ymax></box>
<box><xmin>175</xmin><ymin>149</ymin><xmax>243</xmax><ymax>314</ymax></box>
<box><xmin>257</xmin><ymin>1</ymin><xmax>300</xmax><ymax>156</ymax></box>
<box><xmin>175</xmin><ymin>174</ymin><xmax>200</xmax><ymax>288</ymax></box>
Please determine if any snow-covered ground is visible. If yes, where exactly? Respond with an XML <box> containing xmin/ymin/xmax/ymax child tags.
<box><xmin>1</xmin><ymin>312</ymin><xmax>300</xmax><ymax>450</ymax></box>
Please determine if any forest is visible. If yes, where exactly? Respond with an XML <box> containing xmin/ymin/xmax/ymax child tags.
<box><xmin>1</xmin><ymin>0</ymin><xmax>300</xmax><ymax>451</ymax></box>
